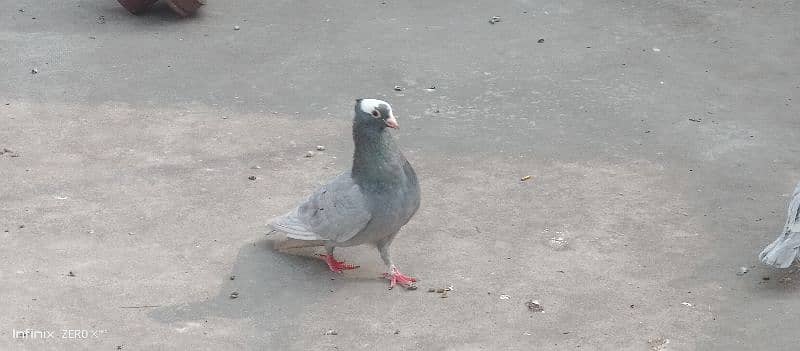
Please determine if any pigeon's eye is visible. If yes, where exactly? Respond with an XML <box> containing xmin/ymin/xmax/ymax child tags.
<box><xmin>371</xmin><ymin>110</ymin><xmax>380</xmax><ymax>118</ymax></box>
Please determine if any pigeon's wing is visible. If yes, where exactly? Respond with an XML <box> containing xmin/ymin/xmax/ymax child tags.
<box><xmin>759</xmin><ymin>181</ymin><xmax>800</xmax><ymax>268</ymax></box>
<box><xmin>789</xmin><ymin>182</ymin><xmax>800</xmax><ymax>232</ymax></box>
<box><xmin>270</xmin><ymin>172</ymin><xmax>371</xmax><ymax>243</ymax></box>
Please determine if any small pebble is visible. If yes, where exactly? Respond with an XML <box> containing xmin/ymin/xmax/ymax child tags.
<box><xmin>537</xmin><ymin>38</ymin><xmax>545</xmax><ymax>43</ymax></box>
<box><xmin>233</xmin><ymin>25</ymin><xmax>241</xmax><ymax>30</ymax></box>
<box><xmin>305</xmin><ymin>151</ymin><xmax>315</xmax><ymax>158</ymax></box>
<box><xmin>548</xmin><ymin>236</ymin><xmax>568</xmax><ymax>250</ymax></box>
<box><xmin>316</xmin><ymin>145</ymin><xmax>326</xmax><ymax>151</ymax></box>
<box><xmin>525</xmin><ymin>300</ymin><xmax>544</xmax><ymax>312</ymax></box>
<box><xmin>248</xmin><ymin>175</ymin><xmax>257</xmax><ymax>180</ymax></box>
<box><xmin>230</xmin><ymin>291</ymin><xmax>239</xmax><ymax>299</ymax></box>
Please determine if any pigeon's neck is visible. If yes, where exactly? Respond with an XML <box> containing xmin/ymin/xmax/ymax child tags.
<box><xmin>351</xmin><ymin>125</ymin><xmax>405</xmax><ymax>183</ymax></box>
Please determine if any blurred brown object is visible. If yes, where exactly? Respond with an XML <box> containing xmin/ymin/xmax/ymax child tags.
<box><xmin>116</xmin><ymin>0</ymin><xmax>158</xmax><ymax>14</ymax></box>
<box><xmin>164</xmin><ymin>0</ymin><xmax>204</xmax><ymax>17</ymax></box>
<box><xmin>116</xmin><ymin>0</ymin><xmax>204</xmax><ymax>17</ymax></box>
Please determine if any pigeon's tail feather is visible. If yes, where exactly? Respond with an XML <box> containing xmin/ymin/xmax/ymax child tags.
<box><xmin>760</xmin><ymin>232</ymin><xmax>800</xmax><ymax>268</ymax></box>
<box><xmin>269</xmin><ymin>211</ymin><xmax>324</xmax><ymax>241</ymax></box>
<box><xmin>760</xmin><ymin>183</ymin><xmax>800</xmax><ymax>268</ymax></box>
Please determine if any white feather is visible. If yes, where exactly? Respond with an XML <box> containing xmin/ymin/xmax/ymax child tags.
<box><xmin>359</xmin><ymin>99</ymin><xmax>392</xmax><ymax>116</ymax></box>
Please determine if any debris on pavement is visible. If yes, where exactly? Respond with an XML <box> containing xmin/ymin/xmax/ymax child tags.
<box><xmin>248</xmin><ymin>175</ymin><xmax>257</xmax><ymax>180</ymax></box>
<box><xmin>234</xmin><ymin>25</ymin><xmax>241</xmax><ymax>30</ymax></box>
<box><xmin>520</xmin><ymin>175</ymin><xmax>532</xmax><ymax>181</ymax></box>
<box><xmin>648</xmin><ymin>337</ymin><xmax>670</xmax><ymax>351</ymax></box>
<box><xmin>30</xmin><ymin>68</ymin><xmax>38</xmax><ymax>74</ymax></box>
<box><xmin>305</xmin><ymin>151</ymin><xmax>315</xmax><ymax>158</ymax></box>
<box><xmin>324</xmin><ymin>329</ymin><xmax>338</xmax><ymax>335</ymax></box>
<box><xmin>428</xmin><ymin>286</ymin><xmax>452</xmax><ymax>297</ymax></box>
<box><xmin>119</xmin><ymin>305</ymin><xmax>161</xmax><ymax>309</ymax></box>
<box><xmin>548</xmin><ymin>236</ymin><xmax>568</xmax><ymax>250</ymax></box>
<box><xmin>229</xmin><ymin>291</ymin><xmax>239</xmax><ymax>299</ymax></box>
<box><xmin>537</xmin><ymin>38</ymin><xmax>545</xmax><ymax>43</ymax></box>
<box><xmin>736</xmin><ymin>266</ymin><xmax>748</xmax><ymax>276</ymax></box>
<box><xmin>67</xmin><ymin>271</ymin><xmax>76</xmax><ymax>277</ymax></box>
<box><xmin>489</xmin><ymin>16</ymin><xmax>501</xmax><ymax>24</ymax></box>
<box><xmin>688</xmin><ymin>117</ymin><xmax>702</xmax><ymax>122</ymax></box>
<box><xmin>681</xmin><ymin>302</ymin><xmax>692</xmax><ymax>307</ymax></box>
<box><xmin>525</xmin><ymin>300</ymin><xmax>544</xmax><ymax>312</ymax></box>
<box><xmin>393</xmin><ymin>85</ymin><xmax>403</xmax><ymax>91</ymax></box>
<box><xmin>499</xmin><ymin>294</ymin><xmax>510</xmax><ymax>300</ymax></box>
<box><xmin>316</xmin><ymin>145</ymin><xmax>326</xmax><ymax>151</ymax></box>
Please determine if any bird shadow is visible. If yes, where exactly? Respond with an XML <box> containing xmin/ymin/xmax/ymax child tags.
<box><xmin>147</xmin><ymin>237</ymin><xmax>385</xmax><ymax>341</ymax></box>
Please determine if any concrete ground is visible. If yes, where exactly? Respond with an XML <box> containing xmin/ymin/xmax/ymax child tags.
<box><xmin>1</xmin><ymin>0</ymin><xmax>798</xmax><ymax>350</ymax></box>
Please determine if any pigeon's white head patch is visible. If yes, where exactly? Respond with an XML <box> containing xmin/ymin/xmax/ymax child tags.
<box><xmin>359</xmin><ymin>99</ymin><xmax>392</xmax><ymax>118</ymax></box>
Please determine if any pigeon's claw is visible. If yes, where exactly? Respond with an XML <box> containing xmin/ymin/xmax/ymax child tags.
<box><xmin>383</xmin><ymin>268</ymin><xmax>417</xmax><ymax>290</ymax></box>
<box><xmin>319</xmin><ymin>254</ymin><xmax>359</xmax><ymax>273</ymax></box>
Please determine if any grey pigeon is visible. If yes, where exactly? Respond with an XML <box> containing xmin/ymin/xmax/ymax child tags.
<box><xmin>759</xmin><ymin>181</ymin><xmax>800</xmax><ymax>268</ymax></box>
<box><xmin>269</xmin><ymin>99</ymin><xmax>421</xmax><ymax>289</ymax></box>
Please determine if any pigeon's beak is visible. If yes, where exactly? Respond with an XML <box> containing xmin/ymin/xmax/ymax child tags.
<box><xmin>385</xmin><ymin>114</ymin><xmax>399</xmax><ymax>129</ymax></box>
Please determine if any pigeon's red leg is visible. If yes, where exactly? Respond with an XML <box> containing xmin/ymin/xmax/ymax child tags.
<box><xmin>383</xmin><ymin>266</ymin><xmax>417</xmax><ymax>290</ymax></box>
<box><xmin>377</xmin><ymin>239</ymin><xmax>417</xmax><ymax>289</ymax></box>
<box><xmin>319</xmin><ymin>254</ymin><xmax>359</xmax><ymax>273</ymax></box>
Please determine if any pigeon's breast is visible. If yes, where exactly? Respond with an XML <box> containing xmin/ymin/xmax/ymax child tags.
<box><xmin>337</xmin><ymin>179</ymin><xmax>419</xmax><ymax>247</ymax></box>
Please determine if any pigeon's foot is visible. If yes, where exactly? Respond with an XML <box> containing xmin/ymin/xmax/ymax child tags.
<box><xmin>319</xmin><ymin>254</ymin><xmax>359</xmax><ymax>273</ymax></box>
<box><xmin>383</xmin><ymin>267</ymin><xmax>417</xmax><ymax>290</ymax></box>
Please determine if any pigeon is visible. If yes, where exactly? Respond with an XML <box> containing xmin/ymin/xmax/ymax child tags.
<box><xmin>759</xmin><ymin>181</ymin><xmax>800</xmax><ymax>268</ymax></box>
<box><xmin>269</xmin><ymin>99</ymin><xmax>421</xmax><ymax>289</ymax></box>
